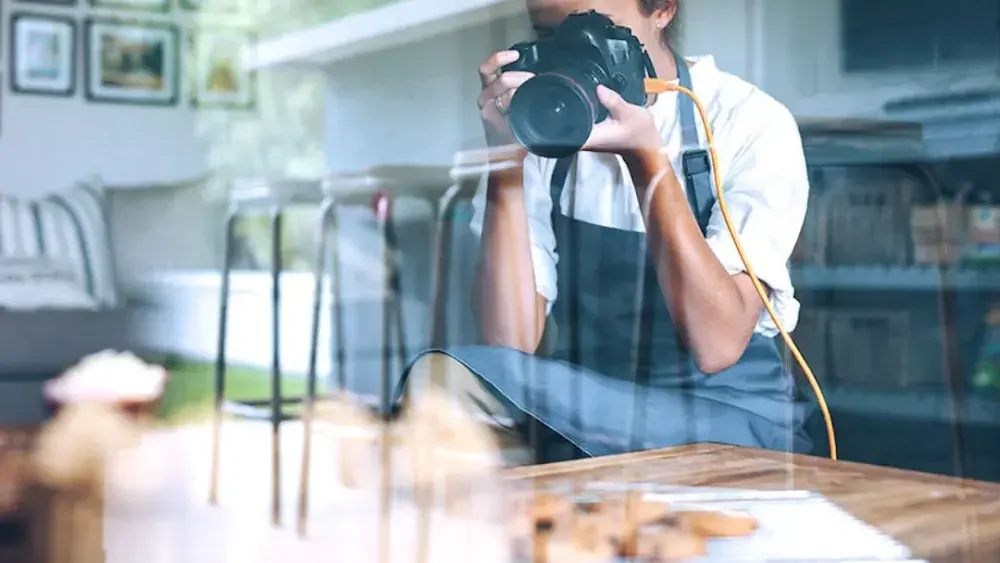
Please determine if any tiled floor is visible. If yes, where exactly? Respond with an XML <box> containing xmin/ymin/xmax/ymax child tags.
<box><xmin>102</xmin><ymin>420</ymin><xmax>513</xmax><ymax>563</ymax></box>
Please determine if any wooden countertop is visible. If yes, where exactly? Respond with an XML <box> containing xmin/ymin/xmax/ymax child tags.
<box><xmin>504</xmin><ymin>443</ymin><xmax>1000</xmax><ymax>563</ymax></box>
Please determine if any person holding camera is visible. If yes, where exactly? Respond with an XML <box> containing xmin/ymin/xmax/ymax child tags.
<box><xmin>399</xmin><ymin>0</ymin><xmax>813</xmax><ymax>463</ymax></box>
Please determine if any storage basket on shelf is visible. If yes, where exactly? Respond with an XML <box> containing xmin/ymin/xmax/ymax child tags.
<box><xmin>816</xmin><ymin>167</ymin><xmax>923</xmax><ymax>267</ymax></box>
<box><xmin>828</xmin><ymin>309</ymin><xmax>910</xmax><ymax>388</ymax></box>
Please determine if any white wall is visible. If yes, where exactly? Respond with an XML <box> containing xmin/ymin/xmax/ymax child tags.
<box><xmin>322</xmin><ymin>14</ymin><xmax>524</xmax><ymax>171</ymax></box>
<box><xmin>0</xmin><ymin>3</ymin><xmax>210</xmax><ymax>197</ymax></box>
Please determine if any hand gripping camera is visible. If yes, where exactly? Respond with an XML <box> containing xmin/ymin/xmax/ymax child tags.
<box><xmin>501</xmin><ymin>10</ymin><xmax>655</xmax><ymax>159</ymax></box>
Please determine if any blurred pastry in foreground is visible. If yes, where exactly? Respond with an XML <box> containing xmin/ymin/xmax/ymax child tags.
<box><xmin>34</xmin><ymin>403</ymin><xmax>139</xmax><ymax>496</ymax></box>
<box><xmin>44</xmin><ymin>350</ymin><xmax>167</xmax><ymax>407</ymax></box>
<box><xmin>34</xmin><ymin>350</ymin><xmax>169</xmax><ymax>498</ymax></box>
<box><xmin>676</xmin><ymin>509</ymin><xmax>759</xmax><ymax>538</ymax></box>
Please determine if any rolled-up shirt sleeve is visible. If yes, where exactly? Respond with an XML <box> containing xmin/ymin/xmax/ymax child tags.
<box><xmin>704</xmin><ymin>109</ymin><xmax>809</xmax><ymax>336</ymax></box>
<box><xmin>469</xmin><ymin>155</ymin><xmax>559</xmax><ymax>313</ymax></box>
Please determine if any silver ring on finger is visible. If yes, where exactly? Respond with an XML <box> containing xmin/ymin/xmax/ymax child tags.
<box><xmin>495</xmin><ymin>96</ymin><xmax>507</xmax><ymax>115</ymax></box>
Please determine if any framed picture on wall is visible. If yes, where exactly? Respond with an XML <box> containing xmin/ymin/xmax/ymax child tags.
<box><xmin>189</xmin><ymin>28</ymin><xmax>255</xmax><ymax>110</ymax></box>
<box><xmin>84</xmin><ymin>18</ymin><xmax>179</xmax><ymax>106</ymax></box>
<box><xmin>10</xmin><ymin>13</ymin><xmax>77</xmax><ymax>97</ymax></box>
<box><xmin>16</xmin><ymin>0</ymin><xmax>78</xmax><ymax>6</ymax></box>
<box><xmin>87</xmin><ymin>0</ymin><xmax>169</xmax><ymax>12</ymax></box>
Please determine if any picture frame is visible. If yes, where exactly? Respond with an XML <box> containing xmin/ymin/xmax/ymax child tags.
<box><xmin>87</xmin><ymin>0</ymin><xmax>169</xmax><ymax>12</ymax></box>
<box><xmin>15</xmin><ymin>0</ymin><xmax>77</xmax><ymax>6</ymax></box>
<box><xmin>84</xmin><ymin>18</ymin><xmax>179</xmax><ymax>106</ymax></box>
<box><xmin>189</xmin><ymin>28</ymin><xmax>256</xmax><ymax>110</ymax></box>
<box><xmin>9</xmin><ymin>13</ymin><xmax>77</xmax><ymax>97</ymax></box>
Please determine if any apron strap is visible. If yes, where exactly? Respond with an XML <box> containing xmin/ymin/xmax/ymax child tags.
<box><xmin>549</xmin><ymin>156</ymin><xmax>575</xmax><ymax>211</ymax></box>
<box><xmin>675</xmin><ymin>50</ymin><xmax>716</xmax><ymax>236</ymax></box>
<box><xmin>549</xmin><ymin>156</ymin><xmax>581</xmax><ymax>366</ymax></box>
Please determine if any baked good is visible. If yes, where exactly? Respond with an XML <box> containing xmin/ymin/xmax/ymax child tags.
<box><xmin>44</xmin><ymin>350</ymin><xmax>167</xmax><ymax>408</ymax></box>
<box><xmin>676</xmin><ymin>509</ymin><xmax>759</xmax><ymax>538</ymax></box>
<box><xmin>510</xmin><ymin>488</ymin><xmax>759</xmax><ymax>561</ymax></box>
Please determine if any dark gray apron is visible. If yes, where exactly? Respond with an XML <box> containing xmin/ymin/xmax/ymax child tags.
<box><xmin>396</xmin><ymin>52</ymin><xmax>813</xmax><ymax>461</ymax></box>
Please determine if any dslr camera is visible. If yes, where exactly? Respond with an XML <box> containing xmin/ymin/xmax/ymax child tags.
<box><xmin>501</xmin><ymin>10</ymin><xmax>654</xmax><ymax>159</ymax></box>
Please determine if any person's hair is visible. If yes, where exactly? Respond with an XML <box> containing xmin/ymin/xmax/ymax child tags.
<box><xmin>639</xmin><ymin>0</ymin><xmax>682</xmax><ymax>47</ymax></box>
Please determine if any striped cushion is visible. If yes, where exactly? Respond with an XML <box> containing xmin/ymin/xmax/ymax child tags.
<box><xmin>0</xmin><ymin>182</ymin><xmax>118</xmax><ymax>307</ymax></box>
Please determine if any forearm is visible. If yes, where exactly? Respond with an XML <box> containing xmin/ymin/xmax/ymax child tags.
<box><xmin>624</xmin><ymin>150</ymin><xmax>757</xmax><ymax>372</ymax></box>
<box><xmin>474</xmin><ymin>159</ymin><xmax>546</xmax><ymax>352</ymax></box>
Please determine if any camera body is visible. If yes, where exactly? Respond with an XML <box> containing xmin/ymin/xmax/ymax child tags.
<box><xmin>500</xmin><ymin>10</ymin><xmax>652</xmax><ymax>158</ymax></box>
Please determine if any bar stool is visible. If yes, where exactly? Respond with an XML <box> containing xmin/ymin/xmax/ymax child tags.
<box><xmin>296</xmin><ymin>165</ymin><xmax>453</xmax><ymax>537</ymax></box>
<box><xmin>209</xmin><ymin>178</ymin><xmax>324</xmax><ymax>527</ymax></box>
<box><xmin>429</xmin><ymin>151</ymin><xmax>496</xmax><ymax>349</ymax></box>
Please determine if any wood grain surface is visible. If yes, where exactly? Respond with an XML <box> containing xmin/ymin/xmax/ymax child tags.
<box><xmin>504</xmin><ymin>443</ymin><xmax>1000</xmax><ymax>563</ymax></box>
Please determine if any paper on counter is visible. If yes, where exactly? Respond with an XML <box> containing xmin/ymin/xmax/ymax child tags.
<box><xmin>580</xmin><ymin>483</ymin><xmax>925</xmax><ymax>562</ymax></box>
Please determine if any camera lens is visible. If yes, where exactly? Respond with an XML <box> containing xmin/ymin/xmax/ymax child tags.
<box><xmin>506</xmin><ymin>72</ymin><xmax>596</xmax><ymax>159</ymax></box>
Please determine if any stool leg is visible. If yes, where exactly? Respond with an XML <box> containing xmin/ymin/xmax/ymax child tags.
<box><xmin>330</xmin><ymin>206</ymin><xmax>347</xmax><ymax>394</ymax></box>
<box><xmin>210</xmin><ymin>210</ymin><xmax>237</xmax><ymax>506</ymax></box>
<box><xmin>429</xmin><ymin>184</ymin><xmax>464</xmax><ymax>350</ymax></box>
<box><xmin>374</xmin><ymin>193</ymin><xmax>393</xmax><ymax>563</ymax></box>
<box><xmin>385</xmin><ymin>206</ymin><xmax>408</xmax><ymax>384</ymax></box>
<box><xmin>412</xmin><ymin>399</ymin><xmax>434</xmax><ymax>563</ymax></box>
<box><xmin>324</xmin><ymin>204</ymin><xmax>355</xmax><ymax>489</ymax></box>
<box><xmin>433</xmin><ymin>184</ymin><xmax>467</xmax><ymax>514</ymax></box>
<box><xmin>270</xmin><ymin>207</ymin><xmax>284</xmax><ymax>527</ymax></box>
<box><xmin>298</xmin><ymin>199</ymin><xmax>335</xmax><ymax>537</ymax></box>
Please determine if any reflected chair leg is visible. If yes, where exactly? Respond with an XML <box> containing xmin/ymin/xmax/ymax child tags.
<box><xmin>210</xmin><ymin>210</ymin><xmax>237</xmax><ymax>506</ymax></box>
<box><xmin>414</xmin><ymin>483</ymin><xmax>433</xmax><ymax>563</ymax></box>
<box><xmin>412</xmin><ymin>400</ymin><xmax>434</xmax><ymax>563</ymax></box>
<box><xmin>270</xmin><ymin>207</ymin><xmax>284</xmax><ymax>527</ymax></box>
<box><xmin>298</xmin><ymin>199</ymin><xmax>335</xmax><ymax>537</ymax></box>
<box><xmin>432</xmin><ymin>185</ymin><xmax>466</xmax><ymax>514</ymax></box>
<box><xmin>385</xmin><ymin>203</ymin><xmax>408</xmax><ymax>388</ymax></box>
<box><xmin>386</xmin><ymin>199</ymin><xmax>412</xmax><ymax>475</ymax></box>
<box><xmin>414</xmin><ymin>197</ymin><xmax>439</xmax><ymax>563</ymax></box>
<box><xmin>392</xmin><ymin>263</ymin><xmax>408</xmax><ymax>382</ymax></box>
<box><xmin>429</xmin><ymin>184</ymin><xmax>464</xmax><ymax>351</ymax></box>
<box><xmin>323</xmin><ymin>204</ymin><xmax>356</xmax><ymax>489</ymax></box>
<box><xmin>374</xmin><ymin>192</ymin><xmax>393</xmax><ymax>563</ymax></box>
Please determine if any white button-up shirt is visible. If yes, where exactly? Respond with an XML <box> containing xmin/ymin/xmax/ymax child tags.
<box><xmin>470</xmin><ymin>55</ymin><xmax>809</xmax><ymax>336</ymax></box>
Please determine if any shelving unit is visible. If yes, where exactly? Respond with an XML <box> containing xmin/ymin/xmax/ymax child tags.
<box><xmin>795</xmin><ymin>119</ymin><xmax>1000</xmax><ymax>480</ymax></box>
<box><xmin>791</xmin><ymin>266</ymin><xmax>1000</xmax><ymax>291</ymax></box>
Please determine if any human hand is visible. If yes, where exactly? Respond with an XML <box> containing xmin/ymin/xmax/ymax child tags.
<box><xmin>582</xmin><ymin>85</ymin><xmax>662</xmax><ymax>157</ymax></box>
<box><xmin>477</xmin><ymin>50</ymin><xmax>534</xmax><ymax>147</ymax></box>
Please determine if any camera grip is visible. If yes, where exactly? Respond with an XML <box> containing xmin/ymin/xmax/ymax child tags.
<box><xmin>501</xmin><ymin>42</ymin><xmax>542</xmax><ymax>73</ymax></box>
